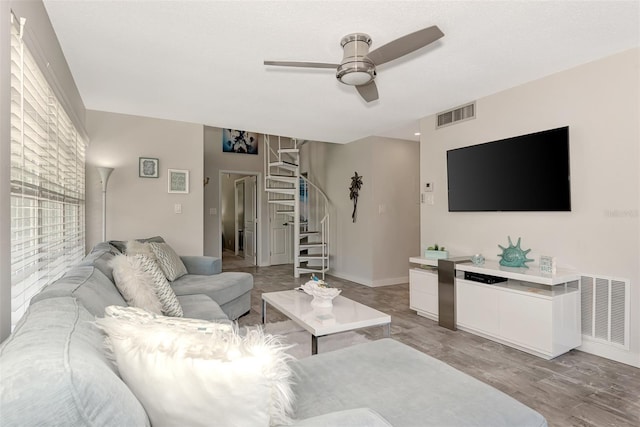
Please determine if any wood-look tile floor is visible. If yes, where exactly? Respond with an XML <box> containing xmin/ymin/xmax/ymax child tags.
<box><xmin>225</xmin><ymin>254</ymin><xmax>640</xmax><ymax>427</ymax></box>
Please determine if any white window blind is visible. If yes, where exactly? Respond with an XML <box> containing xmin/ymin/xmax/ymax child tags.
<box><xmin>10</xmin><ymin>14</ymin><xmax>86</xmax><ymax>327</ymax></box>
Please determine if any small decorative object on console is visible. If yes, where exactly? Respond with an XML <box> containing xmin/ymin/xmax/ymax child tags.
<box><xmin>498</xmin><ymin>236</ymin><xmax>534</xmax><ymax>268</ymax></box>
<box><xmin>301</xmin><ymin>275</ymin><xmax>341</xmax><ymax>308</ymax></box>
<box><xmin>539</xmin><ymin>255</ymin><xmax>557</xmax><ymax>275</ymax></box>
<box><xmin>424</xmin><ymin>243</ymin><xmax>448</xmax><ymax>260</ymax></box>
<box><xmin>471</xmin><ymin>254</ymin><xmax>485</xmax><ymax>265</ymax></box>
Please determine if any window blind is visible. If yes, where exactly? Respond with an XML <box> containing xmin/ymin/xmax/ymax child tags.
<box><xmin>10</xmin><ymin>14</ymin><xmax>86</xmax><ymax>327</ymax></box>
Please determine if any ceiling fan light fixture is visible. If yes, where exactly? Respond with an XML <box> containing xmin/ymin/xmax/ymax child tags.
<box><xmin>336</xmin><ymin>32</ymin><xmax>376</xmax><ymax>86</ymax></box>
<box><xmin>338</xmin><ymin>69</ymin><xmax>374</xmax><ymax>86</ymax></box>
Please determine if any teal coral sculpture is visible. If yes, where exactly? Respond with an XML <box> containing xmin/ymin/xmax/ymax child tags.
<box><xmin>498</xmin><ymin>236</ymin><xmax>534</xmax><ymax>268</ymax></box>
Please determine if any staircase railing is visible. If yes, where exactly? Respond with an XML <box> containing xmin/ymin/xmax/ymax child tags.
<box><xmin>264</xmin><ymin>134</ymin><xmax>330</xmax><ymax>278</ymax></box>
<box><xmin>300</xmin><ymin>176</ymin><xmax>330</xmax><ymax>277</ymax></box>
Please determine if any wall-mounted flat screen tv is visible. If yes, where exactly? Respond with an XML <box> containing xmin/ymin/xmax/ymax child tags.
<box><xmin>447</xmin><ymin>126</ymin><xmax>571</xmax><ymax>212</ymax></box>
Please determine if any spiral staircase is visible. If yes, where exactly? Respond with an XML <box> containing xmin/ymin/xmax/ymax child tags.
<box><xmin>264</xmin><ymin>136</ymin><xmax>330</xmax><ymax>278</ymax></box>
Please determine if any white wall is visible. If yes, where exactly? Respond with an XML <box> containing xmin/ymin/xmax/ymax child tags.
<box><xmin>85</xmin><ymin>110</ymin><xmax>204</xmax><ymax>256</ymax></box>
<box><xmin>302</xmin><ymin>136</ymin><xmax>420</xmax><ymax>286</ymax></box>
<box><xmin>203</xmin><ymin>126</ymin><xmax>269</xmax><ymax>265</ymax></box>
<box><xmin>420</xmin><ymin>48</ymin><xmax>640</xmax><ymax>367</ymax></box>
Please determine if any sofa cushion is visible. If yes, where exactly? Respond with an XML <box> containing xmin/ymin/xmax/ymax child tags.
<box><xmin>291</xmin><ymin>339</ymin><xmax>547</xmax><ymax>427</ymax></box>
<box><xmin>78</xmin><ymin>246</ymin><xmax>118</xmax><ymax>282</ymax></box>
<box><xmin>177</xmin><ymin>294</ymin><xmax>230</xmax><ymax>322</ymax></box>
<box><xmin>30</xmin><ymin>266</ymin><xmax>127</xmax><ymax>316</ymax></box>
<box><xmin>0</xmin><ymin>297</ymin><xmax>149</xmax><ymax>426</ymax></box>
<box><xmin>290</xmin><ymin>408</ymin><xmax>393</xmax><ymax>427</ymax></box>
<box><xmin>180</xmin><ymin>255</ymin><xmax>222</xmax><ymax>275</ymax></box>
<box><xmin>171</xmin><ymin>272</ymin><xmax>253</xmax><ymax>306</ymax></box>
<box><xmin>96</xmin><ymin>306</ymin><xmax>295</xmax><ymax>427</ymax></box>
<box><xmin>109</xmin><ymin>236</ymin><xmax>165</xmax><ymax>253</ymax></box>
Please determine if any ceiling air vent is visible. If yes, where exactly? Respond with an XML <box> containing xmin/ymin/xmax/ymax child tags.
<box><xmin>436</xmin><ymin>102</ymin><xmax>476</xmax><ymax>129</ymax></box>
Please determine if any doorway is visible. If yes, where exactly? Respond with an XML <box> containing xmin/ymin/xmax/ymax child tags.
<box><xmin>220</xmin><ymin>172</ymin><xmax>259</xmax><ymax>266</ymax></box>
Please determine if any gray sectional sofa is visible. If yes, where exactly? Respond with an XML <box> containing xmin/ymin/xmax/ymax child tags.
<box><xmin>0</xmin><ymin>240</ymin><xmax>548</xmax><ymax>426</ymax></box>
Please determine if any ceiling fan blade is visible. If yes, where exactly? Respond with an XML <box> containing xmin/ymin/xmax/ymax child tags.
<box><xmin>264</xmin><ymin>60</ymin><xmax>339</xmax><ymax>69</ymax></box>
<box><xmin>356</xmin><ymin>81</ymin><xmax>379</xmax><ymax>103</ymax></box>
<box><xmin>366</xmin><ymin>25</ymin><xmax>444</xmax><ymax>66</ymax></box>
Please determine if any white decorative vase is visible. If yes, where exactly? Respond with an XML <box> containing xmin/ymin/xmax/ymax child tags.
<box><xmin>301</xmin><ymin>280</ymin><xmax>341</xmax><ymax>309</ymax></box>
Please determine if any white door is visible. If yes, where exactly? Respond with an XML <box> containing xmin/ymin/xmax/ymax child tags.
<box><xmin>243</xmin><ymin>176</ymin><xmax>257</xmax><ymax>265</ymax></box>
<box><xmin>269</xmin><ymin>181</ymin><xmax>293</xmax><ymax>265</ymax></box>
<box><xmin>234</xmin><ymin>180</ymin><xmax>244</xmax><ymax>256</ymax></box>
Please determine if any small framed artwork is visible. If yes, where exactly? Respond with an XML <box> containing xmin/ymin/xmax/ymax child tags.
<box><xmin>139</xmin><ymin>157</ymin><xmax>159</xmax><ymax>178</ymax></box>
<box><xmin>168</xmin><ymin>169</ymin><xmax>189</xmax><ymax>194</ymax></box>
<box><xmin>539</xmin><ymin>255</ymin><xmax>557</xmax><ymax>275</ymax></box>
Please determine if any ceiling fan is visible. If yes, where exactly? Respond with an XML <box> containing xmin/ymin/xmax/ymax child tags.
<box><xmin>264</xmin><ymin>25</ymin><xmax>444</xmax><ymax>103</ymax></box>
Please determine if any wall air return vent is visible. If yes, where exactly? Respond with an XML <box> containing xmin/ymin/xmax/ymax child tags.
<box><xmin>580</xmin><ymin>274</ymin><xmax>629</xmax><ymax>349</ymax></box>
<box><xmin>436</xmin><ymin>102</ymin><xmax>476</xmax><ymax>129</ymax></box>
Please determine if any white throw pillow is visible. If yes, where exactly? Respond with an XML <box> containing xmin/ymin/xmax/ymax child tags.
<box><xmin>96</xmin><ymin>306</ymin><xmax>295</xmax><ymax>427</ymax></box>
<box><xmin>148</xmin><ymin>242</ymin><xmax>188</xmax><ymax>281</ymax></box>
<box><xmin>137</xmin><ymin>255</ymin><xmax>184</xmax><ymax>317</ymax></box>
<box><xmin>110</xmin><ymin>254</ymin><xmax>163</xmax><ymax>314</ymax></box>
<box><xmin>125</xmin><ymin>240</ymin><xmax>156</xmax><ymax>258</ymax></box>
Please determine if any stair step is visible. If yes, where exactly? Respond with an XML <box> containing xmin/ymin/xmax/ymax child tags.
<box><xmin>276</xmin><ymin>210</ymin><xmax>295</xmax><ymax>216</ymax></box>
<box><xmin>269</xmin><ymin>161</ymin><xmax>299</xmax><ymax>171</ymax></box>
<box><xmin>266</xmin><ymin>188</ymin><xmax>295</xmax><ymax>195</ymax></box>
<box><xmin>300</xmin><ymin>231</ymin><xmax>319</xmax><ymax>238</ymax></box>
<box><xmin>278</xmin><ymin>148</ymin><xmax>299</xmax><ymax>153</ymax></box>
<box><xmin>298</xmin><ymin>266</ymin><xmax>329</xmax><ymax>274</ymax></box>
<box><xmin>267</xmin><ymin>175</ymin><xmax>297</xmax><ymax>184</ymax></box>
<box><xmin>300</xmin><ymin>243</ymin><xmax>326</xmax><ymax>249</ymax></box>
<box><xmin>268</xmin><ymin>199</ymin><xmax>295</xmax><ymax>206</ymax></box>
<box><xmin>299</xmin><ymin>254</ymin><xmax>328</xmax><ymax>261</ymax></box>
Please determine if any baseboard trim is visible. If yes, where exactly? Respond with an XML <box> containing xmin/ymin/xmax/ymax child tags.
<box><xmin>578</xmin><ymin>339</ymin><xmax>639</xmax><ymax>368</ymax></box>
<box><xmin>329</xmin><ymin>271</ymin><xmax>408</xmax><ymax>288</ymax></box>
<box><xmin>371</xmin><ymin>276</ymin><xmax>409</xmax><ymax>287</ymax></box>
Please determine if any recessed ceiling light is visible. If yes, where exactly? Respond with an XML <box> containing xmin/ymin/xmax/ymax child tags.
<box><xmin>414</xmin><ymin>132</ymin><xmax>421</xmax><ymax>136</ymax></box>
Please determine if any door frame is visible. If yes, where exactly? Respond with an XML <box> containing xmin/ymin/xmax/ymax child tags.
<box><xmin>218</xmin><ymin>170</ymin><xmax>262</xmax><ymax>265</ymax></box>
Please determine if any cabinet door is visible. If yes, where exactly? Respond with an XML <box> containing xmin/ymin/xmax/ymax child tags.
<box><xmin>456</xmin><ymin>280</ymin><xmax>500</xmax><ymax>336</ymax></box>
<box><xmin>499</xmin><ymin>292</ymin><xmax>552</xmax><ymax>354</ymax></box>
<box><xmin>409</xmin><ymin>269</ymin><xmax>438</xmax><ymax>317</ymax></box>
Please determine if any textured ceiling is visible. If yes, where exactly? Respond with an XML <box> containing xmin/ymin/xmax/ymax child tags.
<box><xmin>43</xmin><ymin>1</ymin><xmax>639</xmax><ymax>143</ymax></box>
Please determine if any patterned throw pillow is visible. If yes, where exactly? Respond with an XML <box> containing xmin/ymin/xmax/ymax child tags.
<box><xmin>137</xmin><ymin>255</ymin><xmax>183</xmax><ymax>317</ymax></box>
<box><xmin>148</xmin><ymin>242</ymin><xmax>188</xmax><ymax>281</ymax></box>
<box><xmin>96</xmin><ymin>306</ymin><xmax>295</xmax><ymax>427</ymax></box>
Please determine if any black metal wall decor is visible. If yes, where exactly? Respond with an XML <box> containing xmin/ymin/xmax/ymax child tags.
<box><xmin>349</xmin><ymin>172</ymin><xmax>363</xmax><ymax>223</ymax></box>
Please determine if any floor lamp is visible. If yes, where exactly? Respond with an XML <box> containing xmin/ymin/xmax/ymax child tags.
<box><xmin>97</xmin><ymin>167</ymin><xmax>114</xmax><ymax>242</ymax></box>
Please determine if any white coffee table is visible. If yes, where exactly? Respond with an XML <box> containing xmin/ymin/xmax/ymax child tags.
<box><xmin>261</xmin><ymin>289</ymin><xmax>391</xmax><ymax>355</ymax></box>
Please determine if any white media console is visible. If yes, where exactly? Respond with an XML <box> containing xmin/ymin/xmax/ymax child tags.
<box><xmin>409</xmin><ymin>256</ymin><xmax>582</xmax><ymax>359</ymax></box>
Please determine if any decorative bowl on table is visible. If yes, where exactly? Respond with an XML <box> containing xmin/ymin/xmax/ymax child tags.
<box><xmin>301</xmin><ymin>276</ymin><xmax>341</xmax><ymax>308</ymax></box>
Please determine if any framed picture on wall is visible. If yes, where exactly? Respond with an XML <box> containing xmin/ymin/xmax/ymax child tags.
<box><xmin>222</xmin><ymin>129</ymin><xmax>258</xmax><ymax>154</ymax></box>
<box><xmin>139</xmin><ymin>157</ymin><xmax>159</xmax><ymax>178</ymax></box>
<box><xmin>168</xmin><ymin>169</ymin><xmax>189</xmax><ymax>194</ymax></box>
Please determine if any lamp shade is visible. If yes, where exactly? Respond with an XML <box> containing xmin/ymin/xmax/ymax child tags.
<box><xmin>97</xmin><ymin>167</ymin><xmax>114</xmax><ymax>191</ymax></box>
<box><xmin>97</xmin><ymin>166</ymin><xmax>115</xmax><ymax>241</ymax></box>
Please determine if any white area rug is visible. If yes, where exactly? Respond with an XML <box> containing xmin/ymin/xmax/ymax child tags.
<box><xmin>261</xmin><ymin>320</ymin><xmax>372</xmax><ymax>359</ymax></box>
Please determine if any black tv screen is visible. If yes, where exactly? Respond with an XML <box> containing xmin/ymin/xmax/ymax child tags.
<box><xmin>447</xmin><ymin>126</ymin><xmax>571</xmax><ymax>212</ymax></box>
